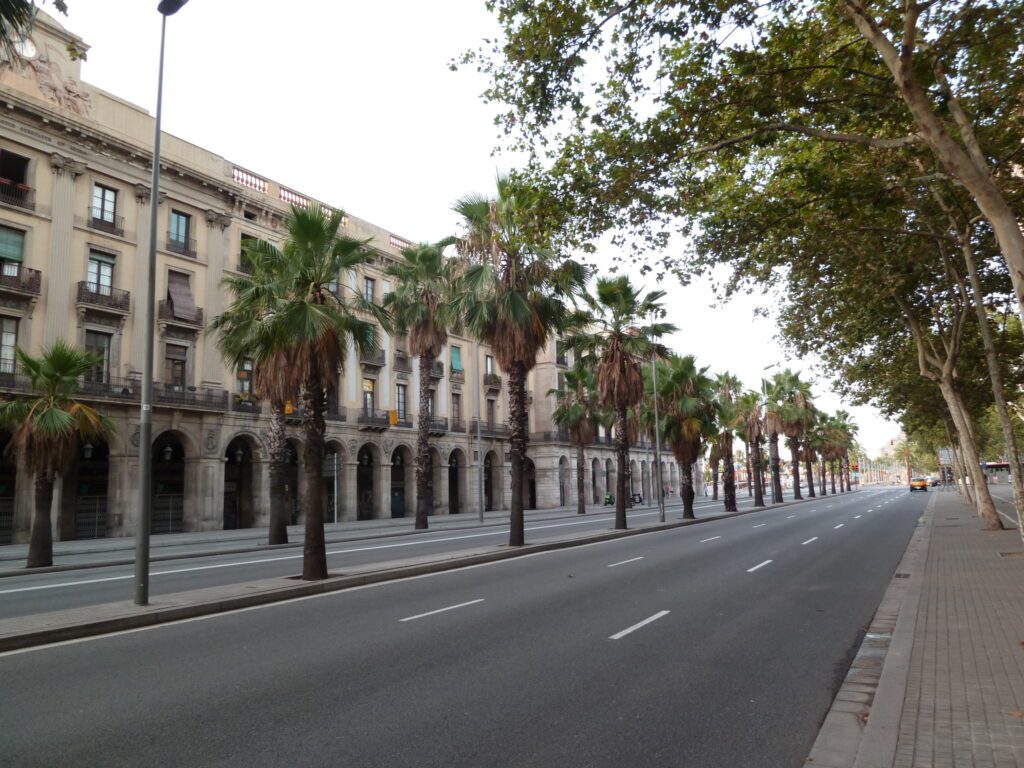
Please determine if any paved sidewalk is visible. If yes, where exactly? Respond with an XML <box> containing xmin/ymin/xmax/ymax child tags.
<box><xmin>807</xmin><ymin>490</ymin><xmax>1024</xmax><ymax>767</ymax></box>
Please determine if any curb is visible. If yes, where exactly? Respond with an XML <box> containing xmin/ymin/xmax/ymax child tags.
<box><xmin>804</xmin><ymin>490</ymin><xmax>936</xmax><ymax>767</ymax></box>
<box><xmin>0</xmin><ymin>490</ymin><xmax>860</xmax><ymax>653</ymax></box>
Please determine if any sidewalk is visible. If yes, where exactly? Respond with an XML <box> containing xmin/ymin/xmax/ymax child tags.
<box><xmin>807</xmin><ymin>490</ymin><xmax>1024</xmax><ymax>767</ymax></box>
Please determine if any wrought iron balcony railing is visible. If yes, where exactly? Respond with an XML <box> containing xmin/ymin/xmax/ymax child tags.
<box><xmin>484</xmin><ymin>372</ymin><xmax>502</xmax><ymax>390</ymax></box>
<box><xmin>0</xmin><ymin>178</ymin><xmax>34</xmax><ymax>210</ymax></box>
<box><xmin>158</xmin><ymin>300</ymin><xmax>204</xmax><ymax>327</ymax></box>
<box><xmin>153</xmin><ymin>384</ymin><xmax>228</xmax><ymax>411</ymax></box>
<box><xmin>77</xmin><ymin>281</ymin><xmax>130</xmax><ymax>312</ymax></box>
<box><xmin>87</xmin><ymin>208</ymin><xmax>125</xmax><ymax>237</ymax></box>
<box><xmin>166</xmin><ymin>232</ymin><xmax>197</xmax><ymax>258</ymax></box>
<box><xmin>0</xmin><ymin>265</ymin><xmax>41</xmax><ymax>296</ymax></box>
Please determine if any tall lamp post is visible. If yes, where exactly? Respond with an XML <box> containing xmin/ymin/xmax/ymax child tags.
<box><xmin>135</xmin><ymin>0</ymin><xmax>191</xmax><ymax>606</ymax></box>
<box><xmin>649</xmin><ymin>314</ymin><xmax>665</xmax><ymax>523</ymax></box>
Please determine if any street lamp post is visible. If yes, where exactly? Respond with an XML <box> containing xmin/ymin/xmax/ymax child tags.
<box><xmin>476</xmin><ymin>344</ymin><xmax>484</xmax><ymax>524</ymax></box>
<box><xmin>135</xmin><ymin>0</ymin><xmax>190</xmax><ymax>607</ymax></box>
<box><xmin>649</xmin><ymin>317</ymin><xmax>665</xmax><ymax>523</ymax></box>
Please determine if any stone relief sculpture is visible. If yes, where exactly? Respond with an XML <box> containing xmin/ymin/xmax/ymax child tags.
<box><xmin>2</xmin><ymin>41</ymin><xmax>93</xmax><ymax>118</ymax></box>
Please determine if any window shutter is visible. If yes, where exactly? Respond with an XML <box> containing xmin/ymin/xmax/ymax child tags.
<box><xmin>0</xmin><ymin>228</ymin><xmax>24</xmax><ymax>262</ymax></box>
<box><xmin>166</xmin><ymin>271</ymin><xmax>196</xmax><ymax>321</ymax></box>
<box><xmin>451</xmin><ymin>346</ymin><xmax>462</xmax><ymax>372</ymax></box>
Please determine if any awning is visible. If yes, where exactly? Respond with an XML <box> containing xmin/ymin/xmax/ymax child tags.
<box><xmin>0</xmin><ymin>228</ymin><xmax>23</xmax><ymax>262</ymax></box>
<box><xmin>166</xmin><ymin>271</ymin><xmax>196</xmax><ymax>321</ymax></box>
<box><xmin>451</xmin><ymin>345</ymin><xmax>462</xmax><ymax>372</ymax></box>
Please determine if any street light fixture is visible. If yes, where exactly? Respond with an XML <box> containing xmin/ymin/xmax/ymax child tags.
<box><xmin>135</xmin><ymin>0</ymin><xmax>191</xmax><ymax>607</ymax></box>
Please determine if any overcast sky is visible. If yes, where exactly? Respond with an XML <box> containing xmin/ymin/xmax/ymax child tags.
<box><xmin>59</xmin><ymin>0</ymin><xmax>899</xmax><ymax>456</ymax></box>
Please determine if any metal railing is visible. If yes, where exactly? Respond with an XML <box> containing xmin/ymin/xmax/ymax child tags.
<box><xmin>430</xmin><ymin>361</ymin><xmax>444</xmax><ymax>378</ymax></box>
<box><xmin>326</xmin><ymin>402</ymin><xmax>347</xmax><ymax>422</ymax></box>
<box><xmin>0</xmin><ymin>178</ymin><xmax>34</xmax><ymax>210</ymax></box>
<box><xmin>166</xmin><ymin>232</ymin><xmax>197</xmax><ymax>258</ymax></box>
<box><xmin>153</xmin><ymin>384</ymin><xmax>228</xmax><ymax>410</ymax></box>
<box><xmin>74</xmin><ymin>496</ymin><xmax>108</xmax><ymax>540</ymax></box>
<box><xmin>360</xmin><ymin>349</ymin><xmax>386</xmax><ymax>367</ymax></box>
<box><xmin>450</xmin><ymin>368</ymin><xmax>465</xmax><ymax>384</ymax></box>
<box><xmin>79</xmin><ymin>375</ymin><xmax>140</xmax><ymax>401</ymax></box>
<box><xmin>231</xmin><ymin>396</ymin><xmax>261</xmax><ymax>415</ymax></box>
<box><xmin>429</xmin><ymin>417</ymin><xmax>448</xmax><ymax>433</ymax></box>
<box><xmin>484</xmin><ymin>372</ymin><xmax>502</xmax><ymax>390</ymax></box>
<box><xmin>357</xmin><ymin>407</ymin><xmax>391</xmax><ymax>427</ymax></box>
<box><xmin>87</xmin><ymin>208</ymin><xmax>125</xmax><ymax>237</ymax></box>
<box><xmin>592</xmin><ymin>433</ymin><xmax>614</xmax><ymax>446</ymax></box>
<box><xmin>0</xmin><ymin>265</ymin><xmax>41</xmax><ymax>295</ymax></box>
<box><xmin>393</xmin><ymin>351</ymin><xmax>412</xmax><ymax>373</ymax></box>
<box><xmin>531</xmin><ymin>430</ymin><xmax>572</xmax><ymax>444</ymax></box>
<box><xmin>473</xmin><ymin>418</ymin><xmax>509</xmax><ymax>438</ymax></box>
<box><xmin>158</xmin><ymin>300</ymin><xmax>204</xmax><ymax>327</ymax></box>
<box><xmin>450</xmin><ymin>418</ymin><xmax>467</xmax><ymax>433</ymax></box>
<box><xmin>77</xmin><ymin>281</ymin><xmax>130</xmax><ymax>312</ymax></box>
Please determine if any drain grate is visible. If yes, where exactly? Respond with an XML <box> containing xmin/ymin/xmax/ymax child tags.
<box><xmin>894</xmin><ymin>573</ymin><xmax>911</xmax><ymax>579</ymax></box>
<box><xmin>999</xmin><ymin>551</ymin><xmax>1024</xmax><ymax>558</ymax></box>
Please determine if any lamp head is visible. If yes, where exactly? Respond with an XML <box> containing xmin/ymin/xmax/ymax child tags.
<box><xmin>82</xmin><ymin>442</ymin><xmax>93</xmax><ymax>460</ymax></box>
<box><xmin>157</xmin><ymin>0</ymin><xmax>190</xmax><ymax>16</ymax></box>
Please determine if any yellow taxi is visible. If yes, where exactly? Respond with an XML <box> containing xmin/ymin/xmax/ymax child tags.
<box><xmin>909</xmin><ymin>477</ymin><xmax>928</xmax><ymax>492</ymax></box>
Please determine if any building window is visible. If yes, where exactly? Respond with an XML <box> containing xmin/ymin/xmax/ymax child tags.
<box><xmin>169</xmin><ymin>210</ymin><xmax>191</xmax><ymax>249</ymax></box>
<box><xmin>362</xmin><ymin>378</ymin><xmax>375</xmax><ymax>413</ymax></box>
<box><xmin>363</xmin><ymin>276</ymin><xmax>375</xmax><ymax>303</ymax></box>
<box><xmin>427</xmin><ymin>389</ymin><xmax>436</xmax><ymax>418</ymax></box>
<box><xmin>486</xmin><ymin>398</ymin><xmax>496</xmax><ymax>425</ymax></box>
<box><xmin>240</xmin><ymin>234</ymin><xmax>256</xmax><ymax>272</ymax></box>
<box><xmin>0</xmin><ymin>150</ymin><xmax>31</xmax><ymax>207</ymax></box>
<box><xmin>87</xmin><ymin>251</ymin><xmax>114</xmax><ymax>296</ymax></box>
<box><xmin>237</xmin><ymin>358</ymin><xmax>254</xmax><ymax>395</ymax></box>
<box><xmin>0</xmin><ymin>226</ymin><xmax>24</xmax><ymax>277</ymax></box>
<box><xmin>451</xmin><ymin>393</ymin><xmax>461</xmax><ymax>422</ymax></box>
<box><xmin>396</xmin><ymin>383</ymin><xmax>407</xmax><ymax>420</ymax></box>
<box><xmin>485</xmin><ymin>355</ymin><xmax>494</xmax><ymax>375</ymax></box>
<box><xmin>91</xmin><ymin>183</ymin><xmax>117</xmax><ymax>223</ymax></box>
<box><xmin>164</xmin><ymin>344</ymin><xmax>188</xmax><ymax>390</ymax></box>
<box><xmin>0</xmin><ymin>316</ymin><xmax>17</xmax><ymax>373</ymax></box>
<box><xmin>85</xmin><ymin>330</ymin><xmax>111</xmax><ymax>383</ymax></box>
<box><xmin>451</xmin><ymin>345</ymin><xmax>462</xmax><ymax>372</ymax></box>
<box><xmin>556</xmin><ymin>340</ymin><xmax>568</xmax><ymax>366</ymax></box>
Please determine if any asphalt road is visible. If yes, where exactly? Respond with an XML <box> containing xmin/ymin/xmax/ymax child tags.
<box><xmin>0</xmin><ymin>490</ymin><xmax>794</xmax><ymax>620</ymax></box>
<box><xmin>0</xmin><ymin>487</ymin><xmax>921</xmax><ymax>767</ymax></box>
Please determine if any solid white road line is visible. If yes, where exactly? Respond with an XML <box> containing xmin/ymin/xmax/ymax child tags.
<box><xmin>786</xmin><ymin>515</ymin><xmax>796</xmax><ymax>519</ymax></box>
<box><xmin>834</xmin><ymin>523</ymin><xmax>845</xmax><ymax>529</ymax></box>
<box><xmin>699</xmin><ymin>536</ymin><xmax>721</xmax><ymax>543</ymax></box>
<box><xmin>752</xmin><ymin>523</ymin><xmax>767</xmax><ymax>528</ymax></box>
<box><xmin>855</xmin><ymin>515</ymin><xmax>862</xmax><ymax>519</ymax></box>
<box><xmin>801</xmin><ymin>537</ymin><xmax>818</xmax><ymax>545</ymax></box>
<box><xmin>399</xmin><ymin>599</ymin><xmax>484</xmax><ymax>622</ymax></box>
<box><xmin>609</xmin><ymin>610</ymin><xmax>670</xmax><ymax>640</ymax></box>
<box><xmin>608</xmin><ymin>557</ymin><xmax>644</xmax><ymax>568</ymax></box>
<box><xmin>747</xmin><ymin>560</ymin><xmax>773</xmax><ymax>573</ymax></box>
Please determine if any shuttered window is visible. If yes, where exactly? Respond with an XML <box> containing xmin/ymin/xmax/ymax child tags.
<box><xmin>0</xmin><ymin>227</ymin><xmax>24</xmax><ymax>277</ymax></box>
<box><xmin>451</xmin><ymin>345</ymin><xmax>462</xmax><ymax>372</ymax></box>
<box><xmin>166</xmin><ymin>271</ymin><xmax>196</xmax><ymax>321</ymax></box>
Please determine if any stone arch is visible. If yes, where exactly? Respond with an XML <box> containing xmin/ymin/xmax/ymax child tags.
<box><xmin>605</xmin><ymin>458</ymin><xmax>614</xmax><ymax>501</ymax></box>
<box><xmin>152</xmin><ymin>430</ymin><xmax>190</xmax><ymax>534</ymax></box>
<box><xmin>283</xmin><ymin>437</ymin><xmax>302</xmax><ymax>525</ymax></box>
<box><xmin>641</xmin><ymin>460</ymin><xmax>651</xmax><ymax>504</ymax></box>
<box><xmin>390</xmin><ymin>444</ymin><xmax>414</xmax><ymax>518</ymax></box>
<box><xmin>448</xmin><ymin>447</ymin><xmax>467</xmax><ymax>515</ymax></box>
<box><xmin>428</xmin><ymin>446</ymin><xmax>444</xmax><ymax>515</ymax></box>
<box><xmin>223</xmin><ymin>433</ymin><xmax>262</xmax><ymax>530</ymax></box>
<box><xmin>523</xmin><ymin>457</ymin><xmax>537</xmax><ymax>510</ymax></box>
<box><xmin>558</xmin><ymin>455</ymin><xmax>570</xmax><ymax>507</ymax></box>
<box><xmin>356</xmin><ymin>442</ymin><xmax>382</xmax><ymax>520</ymax></box>
<box><xmin>591</xmin><ymin>457</ymin><xmax>601</xmax><ymax>504</ymax></box>
<box><xmin>0</xmin><ymin>431</ymin><xmax>15</xmax><ymax>544</ymax></box>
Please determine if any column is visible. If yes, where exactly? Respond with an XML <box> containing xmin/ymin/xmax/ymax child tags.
<box><xmin>43</xmin><ymin>154</ymin><xmax>85</xmax><ymax>345</ymax></box>
<box><xmin>201</xmin><ymin>211</ymin><xmax>230</xmax><ymax>387</ymax></box>
<box><xmin>437</xmin><ymin>456</ymin><xmax>450</xmax><ymax>515</ymax></box>
<box><xmin>129</xmin><ymin>184</ymin><xmax>153</xmax><ymax>377</ymax></box>
<box><xmin>377</xmin><ymin>461</ymin><xmax>391</xmax><ymax>520</ymax></box>
<box><xmin>341</xmin><ymin>460</ymin><xmax>358</xmax><ymax>522</ymax></box>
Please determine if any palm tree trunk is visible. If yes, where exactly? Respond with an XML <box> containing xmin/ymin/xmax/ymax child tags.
<box><xmin>744</xmin><ymin>441</ymin><xmax>752</xmax><ymax>497</ymax></box>
<box><xmin>830</xmin><ymin>461</ymin><xmax>837</xmax><ymax>495</ymax></box>
<box><xmin>789</xmin><ymin>437</ymin><xmax>803</xmax><ymax>500</ymax></box>
<box><xmin>803</xmin><ymin>438</ymin><xmax>816</xmax><ymax>498</ymax></box>
<box><xmin>614</xmin><ymin>406</ymin><xmax>628</xmax><ymax>529</ymax></box>
<box><xmin>27</xmin><ymin>471</ymin><xmax>54</xmax><ymax>568</ymax></box>
<box><xmin>711</xmin><ymin>460</ymin><xmax>719</xmax><ymax>501</ymax></box>
<box><xmin>769</xmin><ymin>433</ymin><xmax>783</xmax><ymax>503</ymax></box>
<box><xmin>838</xmin><ymin>461</ymin><xmax>846</xmax><ymax>493</ymax></box>
<box><xmin>844</xmin><ymin>452</ymin><xmax>853</xmax><ymax>491</ymax></box>
<box><xmin>722</xmin><ymin>437</ymin><xmax>737</xmax><ymax>513</ymax></box>
<box><xmin>415</xmin><ymin>352</ymin><xmax>435</xmax><ymax>531</ymax></box>
<box><xmin>821</xmin><ymin>462</ymin><xmax>827</xmax><ymax>496</ymax></box>
<box><xmin>508</xmin><ymin>361</ymin><xmax>527</xmax><ymax>546</ymax></box>
<box><xmin>680</xmin><ymin>459</ymin><xmax>696</xmax><ymax>519</ymax></box>
<box><xmin>300</xmin><ymin>367</ymin><xmax>328</xmax><ymax>580</ymax></box>
<box><xmin>575</xmin><ymin>443</ymin><xmax>587</xmax><ymax>514</ymax></box>
<box><xmin>752</xmin><ymin>441</ymin><xmax>765</xmax><ymax>508</ymax></box>
<box><xmin>267</xmin><ymin>402</ymin><xmax>288</xmax><ymax>545</ymax></box>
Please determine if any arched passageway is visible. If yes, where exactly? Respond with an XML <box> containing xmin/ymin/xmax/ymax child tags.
<box><xmin>324</xmin><ymin>441</ymin><xmax>343</xmax><ymax>523</ymax></box>
<box><xmin>591</xmin><ymin>457</ymin><xmax>600</xmax><ymax>504</ymax></box>
<box><xmin>74</xmin><ymin>439</ymin><xmax>109</xmax><ymax>539</ymax></box>
<box><xmin>448</xmin><ymin>449</ymin><xmax>466</xmax><ymax>514</ymax></box>
<box><xmin>0</xmin><ymin>432</ymin><xmax>14</xmax><ymax>544</ymax></box>
<box><xmin>223</xmin><ymin>436</ymin><xmax>256</xmax><ymax>530</ymax></box>
<box><xmin>605</xmin><ymin>459</ymin><xmax>614</xmax><ymax>502</ymax></box>
<box><xmin>484</xmin><ymin>450</ymin><xmax>500</xmax><ymax>511</ymax></box>
<box><xmin>523</xmin><ymin>457</ymin><xmax>537</xmax><ymax>510</ymax></box>
<box><xmin>152</xmin><ymin>432</ymin><xmax>186</xmax><ymax>534</ymax></box>
<box><xmin>357</xmin><ymin>444</ymin><xmax>378</xmax><ymax>520</ymax></box>
<box><xmin>390</xmin><ymin>445</ymin><xmax>412</xmax><ymax>518</ymax></box>
<box><xmin>558</xmin><ymin>456</ymin><xmax>569</xmax><ymax>507</ymax></box>
<box><xmin>283</xmin><ymin>440</ymin><xmax>301</xmax><ymax>525</ymax></box>
<box><xmin>641</xmin><ymin>460</ymin><xmax>651</xmax><ymax>504</ymax></box>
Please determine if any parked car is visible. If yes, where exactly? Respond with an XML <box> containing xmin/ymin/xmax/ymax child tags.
<box><xmin>910</xmin><ymin>477</ymin><xmax>929</xmax><ymax>492</ymax></box>
<box><xmin>929</xmin><ymin>476</ymin><xmax>940</xmax><ymax>487</ymax></box>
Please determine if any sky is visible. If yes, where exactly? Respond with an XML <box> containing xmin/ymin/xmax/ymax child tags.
<box><xmin>58</xmin><ymin>0</ymin><xmax>899</xmax><ymax>455</ymax></box>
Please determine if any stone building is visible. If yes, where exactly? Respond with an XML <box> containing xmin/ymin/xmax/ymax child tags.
<box><xmin>0</xmin><ymin>13</ymin><xmax>697</xmax><ymax>544</ymax></box>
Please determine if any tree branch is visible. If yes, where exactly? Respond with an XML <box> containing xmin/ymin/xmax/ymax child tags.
<box><xmin>691</xmin><ymin>121</ymin><xmax>921</xmax><ymax>155</ymax></box>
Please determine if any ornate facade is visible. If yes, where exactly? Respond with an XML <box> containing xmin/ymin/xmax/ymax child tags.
<box><xmin>0</xmin><ymin>13</ymin><xmax>695</xmax><ymax>544</ymax></box>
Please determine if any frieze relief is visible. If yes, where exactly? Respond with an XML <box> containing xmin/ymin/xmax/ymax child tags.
<box><xmin>1</xmin><ymin>40</ymin><xmax>93</xmax><ymax>118</ymax></box>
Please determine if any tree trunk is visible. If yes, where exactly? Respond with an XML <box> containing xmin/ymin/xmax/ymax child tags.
<box><xmin>711</xmin><ymin>460</ymin><xmax>719</xmax><ymax>501</ymax></box>
<box><xmin>27</xmin><ymin>471</ymin><xmax>54</xmax><ymax>568</ymax></box>
<box><xmin>803</xmin><ymin>438</ymin><xmax>816</xmax><ymax>498</ymax></box>
<box><xmin>575</xmin><ymin>442</ymin><xmax>586</xmax><ymax>515</ymax></box>
<box><xmin>415</xmin><ymin>352</ymin><xmax>435</xmax><ymax>531</ymax></box>
<box><xmin>722</xmin><ymin>436</ymin><xmax>737</xmax><ymax>512</ymax></box>
<box><xmin>752</xmin><ymin>441</ymin><xmax>765</xmax><ymax>508</ymax></box>
<box><xmin>267</xmin><ymin>402</ymin><xmax>289</xmax><ymax>546</ymax></box>
<box><xmin>952</xmin><ymin>441</ymin><xmax>974</xmax><ymax>505</ymax></box>
<box><xmin>963</xmin><ymin>241</ymin><xmax>1024</xmax><ymax>539</ymax></box>
<box><xmin>788</xmin><ymin>436</ymin><xmax>803</xmax><ymax>500</ymax></box>
<box><xmin>844</xmin><ymin>452</ymin><xmax>853</xmax><ymax>491</ymax></box>
<box><xmin>769</xmin><ymin>433</ymin><xmax>783</xmax><ymax>503</ymax></box>
<box><xmin>680</xmin><ymin>459</ymin><xmax>695</xmax><ymax>519</ymax></box>
<box><xmin>614</xmin><ymin>406</ymin><xmax>628</xmax><ymax>529</ymax></box>
<box><xmin>830</xmin><ymin>461</ymin><xmax>837</xmax><ymax>495</ymax></box>
<box><xmin>938</xmin><ymin>378</ymin><xmax>1004</xmax><ymax>529</ymax></box>
<box><xmin>839</xmin><ymin>461</ymin><xmax>846</xmax><ymax>493</ymax></box>
<box><xmin>508</xmin><ymin>361</ymin><xmax>527</xmax><ymax>546</ymax></box>
<box><xmin>300</xmin><ymin>368</ymin><xmax>328</xmax><ymax>580</ymax></box>
<box><xmin>744</xmin><ymin>441</ymin><xmax>753</xmax><ymax>497</ymax></box>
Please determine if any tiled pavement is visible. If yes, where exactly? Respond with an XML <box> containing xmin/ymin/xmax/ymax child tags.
<box><xmin>808</xmin><ymin>491</ymin><xmax>1024</xmax><ymax>767</ymax></box>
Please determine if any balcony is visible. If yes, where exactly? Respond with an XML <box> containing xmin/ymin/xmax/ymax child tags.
<box><xmin>78</xmin><ymin>375</ymin><xmax>140</xmax><ymax>403</ymax></box>
<box><xmin>474</xmin><ymin>418</ymin><xmax>509</xmax><ymax>439</ymax></box>
<box><xmin>393</xmin><ymin>351</ymin><xmax>411</xmax><ymax>373</ymax></box>
<box><xmin>393</xmin><ymin>412</ymin><xmax>413</xmax><ymax>429</ymax></box>
<box><xmin>449</xmin><ymin>368</ymin><xmax>465</xmax><ymax>384</ymax></box>
<box><xmin>357</xmin><ymin>407</ymin><xmax>391</xmax><ymax>431</ymax></box>
<box><xmin>531</xmin><ymin>429</ymin><xmax>571</xmax><ymax>444</ymax></box>
<box><xmin>428</xmin><ymin>417</ymin><xmax>448</xmax><ymax>435</ymax></box>
<box><xmin>430</xmin><ymin>361</ymin><xmax>444</xmax><ymax>379</ymax></box>
<box><xmin>592</xmin><ymin>433</ymin><xmax>614</xmax><ymax>447</ymax></box>
<box><xmin>166</xmin><ymin>232</ymin><xmax>197</xmax><ymax>258</ymax></box>
<box><xmin>231</xmin><ymin>395</ymin><xmax>261</xmax><ymax>415</ymax></box>
<box><xmin>450</xmin><ymin>418</ymin><xmax>466</xmax><ymax>433</ymax></box>
<box><xmin>158</xmin><ymin>300</ymin><xmax>204</xmax><ymax>329</ymax></box>
<box><xmin>326</xmin><ymin>402</ymin><xmax>347</xmax><ymax>422</ymax></box>
<box><xmin>484</xmin><ymin>372</ymin><xmax>502</xmax><ymax>392</ymax></box>
<box><xmin>556</xmin><ymin>354</ymin><xmax>568</xmax><ymax>367</ymax></box>
<box><xmin>360</xmin><ymin>348</ymin><xmax>385</xmax><ymax>367</ymax></box>
<box><xmin>86</xmin><ymin>209</ymin><xmax>125</xmax><ymax>238</ymax></box>
<box><xmin>0</xmin><ymin>366</ymin><xmax>33</xmax><ymax>394</ymax></box>
<box><xmin>0</xmin><ymin>178</ymin><xmax>34</xmax><ymax>211</ymax></box>
<box><xmin>153</xmin><ymin>384</ymin><xmax>228</xmax><ymax>411</ymax></box>
<box><xmin>237</xmin><ymin>258</ymin><xmax>254</xmax><ymax>275</ymax></box>
<box><xmin>77</xmin><ymin>282</ymin><xmax>130</xmax><ymax>314</ymax></box>
<box><xmin>0</xmin><ymin>265</ymin><xmax>41</xmax><ymax>297</ymax></box>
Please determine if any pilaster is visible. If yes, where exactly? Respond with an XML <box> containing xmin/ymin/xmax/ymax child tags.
<box><xmin>201</xmin><ymin>210</ymin><xmax>230</xmax><ymax>386</ymax></box>
<box><xmin>129</xmin><ymin>184</ymin><xmax>152</xmax><ymax>376</ymax></box>
<box><xmin>43</xmin><ymin>153</ymin><xmax>85</xmax><ymax>345</ymax></box>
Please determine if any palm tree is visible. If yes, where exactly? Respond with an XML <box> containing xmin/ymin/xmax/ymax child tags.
<box><xmin>454</xmin><ymin>176</ymin><xmax>588</xmax><ymax>546</ymax></box>
<box><xmin>565</xmin><ymin>276</ymin><xmax>674</xmax><ymax>529</ymax></box>
<box><xmin>219</xmin><ymin>205</ymin><xmax>377</xmax><ymax>580</ymax></box>
<box><xmin>761</xmin><ymin>378</ymin><xmax>785</xmax><ymax>503</ymax></box>
<box><xmin>0</xmin><ymin>342</ymin><xmax>113</xmax><ymax>568</ymax></box>
<box><xmin>833</xmin><ymin>410</ymin><xmax>858</xmax><ymax>492</ymax></box>
<box><xmin>776</xmin><ymin>369</ymin><xmax>814</xmax><ymax>501</ymax></box>
<box><xmin>737</xmin><ymin>390</ymin><xmax>765</xmax><ymax>508</ymax></box>
<box><xmin>715</xmin><ymin>372</ymin><xmax>743</xmax><ymax>513</ymax></box>
<box><xmin>707</xmin><ymin>441</ymin><xmax>721</xmax><ymax>501</ymax></box>
<box><xmin>801</xmin><ymin>405</ymin><xmax>820</xmax><ymax>499</ymax></box>
<box><xmin>658</xmin><ymin>355</ymin><xmax>717</xmax><ymax>519</ymax></box>
<box><xmin>550</xmin><ymin>362</ymin><xmax>599</xmax><ymax>515</ymax></box>
<box><xmin>381</xmin><ymin>237</ymin><xmax>459</xmax><ymax>531</ymax></box>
